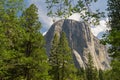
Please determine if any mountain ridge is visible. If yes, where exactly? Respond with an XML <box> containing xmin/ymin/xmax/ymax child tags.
<box><xmin>45</xmin><ymin>19</ymin><xmax>110</xmax><ymax>70</ymax></box>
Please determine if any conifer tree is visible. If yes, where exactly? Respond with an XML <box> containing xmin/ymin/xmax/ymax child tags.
<box><xmin>86</xmin><ymin>53</ymin><xmax>99</xmax><ymax>80</ymax></box>
<box><xmin>49</xmin><ymin>32</ymin><xmax>77</xmax><ymax>80</ymax></box>
<box><xmin>0</xmin><ymin>2</ymin><xmax>50</xmax><ymax>79</ymax></box>
<box><xmin>19</xmin><ymin>4</ymin><xmax>50</xmax><ymax>80</ymax></box>
<box><xmin>49</xmin><ymin>33</ymin><xmax>60</xmax><ymax>80</ymax></box>
<box><xmin>58</xmin><ymin>32</ymin><xmax>77</xmax><ymax>80</ymax></box>
<box><xmin>0</xmin><ymin>0</ymin><xmax>25</xmax><ymax>79</ymax></box>
<box><xmin>102</xmin><ymin>0</ymin><xmax>120</xmax><ymax>79</ymax></box>
<box><xmin>76</xmin><ymin>68</ymin><xmax>86</xmax><ymax>80</ymax></box>
<box><xmin>99</xmin><ymin>69</ymin><xmax>104</xmax><ymax>80</ymax></box>
<box><xmin>86</xmin><ymin>53</ymin><xmax>94</xmax><ymax>80</ymax></box>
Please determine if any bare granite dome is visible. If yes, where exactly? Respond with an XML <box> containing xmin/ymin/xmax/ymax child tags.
<box><xmin>45</xmin><ymin>19</ymin><xmax>110</xmax><ymax>70</ymax></box>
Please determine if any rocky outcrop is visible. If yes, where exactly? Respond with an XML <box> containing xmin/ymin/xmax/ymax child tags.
<box><xmin>45</xmin><ymin>19</ymin><xmax>110</xmax><ymax>70</ymax></box>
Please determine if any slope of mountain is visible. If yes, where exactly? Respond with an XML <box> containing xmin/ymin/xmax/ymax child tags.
<box><xmin>45</xmin><ymin>19</ymin><xmax>110</xmax><ymax>70</ymax></box>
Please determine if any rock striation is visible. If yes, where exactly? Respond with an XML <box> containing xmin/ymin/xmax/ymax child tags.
<box><xmin>45</xmin><ymin>19</ymin><xmax>110</xmax><ymax>70</ymax></box>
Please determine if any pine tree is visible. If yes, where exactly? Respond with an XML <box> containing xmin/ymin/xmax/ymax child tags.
<box><xmin>86</xmin><ymin>53</ymin><xmax>94</xmax><ymax>80</ymax></box>
<box><xmin>102</xmin><ymin>0</ymin><xmax>120</xmax><ymax>79</ymax></box>
<box><xmin>0</xmin><ymin>2</ymin><xmax>50</xmax><ymax>79</ymax></box>
<box><xmin>0</xmin><ymin>1</ymin><xmax>50</xmax><ymax>79</ymax></box>
<box><xmin>0</xmin><ymin>0</ymin><xmax>25</xmax><ymax>79</ymax></box>
<box><xmin>49</xmin><ymin>32</ymin><xmax>77</xmax><ymax>80</ymax></box>
<box><xmin>76</xmin><ymin>68</ymin><xmax>86</xmax><ymax>80</ymax></box>
<box><xmin>19</xmin><ymin>4</ymin><xmax>50</xmax><ymax>80</ymax></box>
<box><xmin>104</xmin><ymin>70</ymin><xmax>112</xmax><ymax>80</ymax></box>
<box><xmin>49</xmin><ymin>33</ymin><xmax>60</xmax><ymax>80</ymax></box>
<box><xmin>86</xmin><ymin>53</ymin><xmax>99</xmax><ymax>80</ymax></box>
<box><xmin>99</xmin><ymin>69</ymin><xmax>104</xmax><ymax>80</ymax></box>
<box><xmin>58</xmin><ymin>32</ymin><xmax>77</xmax><ymax>80</ymax></box>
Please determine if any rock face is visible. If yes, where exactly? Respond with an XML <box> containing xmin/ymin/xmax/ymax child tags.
<box><xmin>45</xmin><ymin>19</ymin><xmax>110</xmax><ymax>70</ymax></box>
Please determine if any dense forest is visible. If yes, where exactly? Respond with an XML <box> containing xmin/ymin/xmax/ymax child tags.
<box><xmin>0</xmin><ymin>0</ymin><xmax>120</xmax><ymax>80</ymax></box>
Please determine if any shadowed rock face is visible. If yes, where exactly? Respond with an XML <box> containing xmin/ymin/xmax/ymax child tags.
<box><xmin>45</xmin><ymin>19</ymin><xmax>110</xmax><ymax>70</ymax></box>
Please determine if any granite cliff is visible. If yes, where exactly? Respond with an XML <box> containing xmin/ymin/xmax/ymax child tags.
<box><xmin>45</xmin><ymin>19</ymin><xmax>110</xmax><ymax>70</ymax></box>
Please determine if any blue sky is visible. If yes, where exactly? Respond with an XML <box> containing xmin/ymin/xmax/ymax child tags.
<box><xmin>91</xmin><ymin>0</ymin><xmax>108</xmax><ymax>16</ymax></box>
<box><xmin>26</xmin><ymin>0</ymin><xmax>108</xmax><ymax>36</ymax></box>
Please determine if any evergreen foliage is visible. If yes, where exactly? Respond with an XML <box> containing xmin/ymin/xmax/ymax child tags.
<box><xmin>86</xmin><ymin>53</ymin><xmax>99</xmax><ymax>80</ymax></box>
<box><xmin>99</xmin><ymin>69</ymin><xmax>104</xmax><ymax>80</ymax></box>
<box><xmin>1</xmin><ymin>0</ymin><xmax>120</xmax><ymax>80</ymax></box>
<box><xmin>0</xmin><ymin>0</ymin><xmax>25</xmax><ymax>79</ymax></box>
<box><xmin>19</xmin><ymin>4</ymin><xmax>50</xmax><ymax>80</ymax></box>
<box><xmin>58</xmin><ymin>32</ymin><xmax>77</xmax><ymax>80</ymax></box>
<box><xmin>0</xmin><ymin>1</ymin><xmax>50</xmax><ymax>80</ymax></box>
<box><xmin>102</xmin><ymin>0</ymin><xmax>120</xmax><ymax>79</ymax></box>
<box><xmin>49</xmin><ymin>32</ymin><xmax>77</xmax><ymax>80</ymax></box>
<box><xmin>49</xmin><ymin>33</ymin><xmax>60</xmax><ymax>80</ymax></box>
<box><xmin>76</xmin><ymin>68</ymin><xmax>86</xmax><ymax>80</ymax></box>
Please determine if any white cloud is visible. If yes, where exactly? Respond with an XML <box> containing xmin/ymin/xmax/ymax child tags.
<box><xmin>28</xmin><ymin>0</ymin><xmax>109</xmax><ymax>38</ymax></box>
<box><xmin>68</xmin><ymin>13</ymin><xmax>109</xmax><ymax>39</ymax></box>
<box><xmin>68</xmin><ymin>13</ymin><xmax>81</xmax><ymax>21</ymax></box>
<box><xmin>90</xmin><ymin>19</ymin><xmax>109</xmax><ymax>39</ymax></box>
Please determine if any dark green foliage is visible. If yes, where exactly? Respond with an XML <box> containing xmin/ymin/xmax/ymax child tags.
<box><xmin>107</xmin><ymin>0</ymin><xmax>120</xmax><ymax>30</ymax></box>
<box><xmin>107</xmin><ymin>0</ymin><xmax>120</xmax><ymax>57</ymax></box>
<box><xmin>49</xmin><ymin>33</ymin><xmax>59</xmax><ymax>80</ymax></box>
<box><xmin>49</xmin><ymin>32</ymin><xmax>77</xmax><ymax>80</ymax></box>
<box><xmin>0</xmin><ymin>1</ymin><xmax>50</xmax><ymax>80</ymax></box>
<box><xmin>99</xmin><ymin>69</ymin><xmax>104</xmax><ymax>80</ymax></box>
<box><xmin>102</xmin><ymin>0</ymin><xmax>120</xmax><ymax>79</ymax></box>
<box><xmin>58</xmin><ymin>32</ymin><xmax>77</xmax><ymax>80</ymax></box>
<box><xmin>76</xmin><ymin>68</ymin><xmax>86</xmax><ymax>80</ymax></box>
<box><xmin>103</xmin><ymin>69</ymin><xmax>114</xmax><ymax>80</ymax></box>
<box><xmin>18</xmin><ymin>4</ymin><xmax>50</xmax><ymax>80</ymax></box>
<box><xmin>0</xmin><ymin>0</ymin><xmax>25</xmax><ymax>79</ymax></box>
<box><xmin>2</xmin><ymin>0</ymin><xmax>119</xmax><ymax>80</ymax></box>
<box><xmin>86</xmin><ymin>53</ymin><xmax>94</xmax><ymax>80</ymax></box>
<box><xmin>86</xmin><ymin>53</ymin><xmax>99</xmax><ymax>80</ymax></box>
<box><xmin>104</xmin><ymin>69</ymin><xmax>120</xmax><ymax>80</ymax></box>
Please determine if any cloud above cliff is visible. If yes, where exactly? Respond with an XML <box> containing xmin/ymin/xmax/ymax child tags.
<box><xmin>28</xmin><ymin>0</ymin><xmax>108</xmax><ymax>38</ymax></box>
<box><xmin>91</xmin><ymin>19</ymin><xmax>109</xmax><ymax>39</ymax></box>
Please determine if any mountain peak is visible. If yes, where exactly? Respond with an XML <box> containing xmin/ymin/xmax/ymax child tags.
<box><xmin>45</xmin><ymin>19</ymin><xmax>110</xmax><ymax>70</ymax></box>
